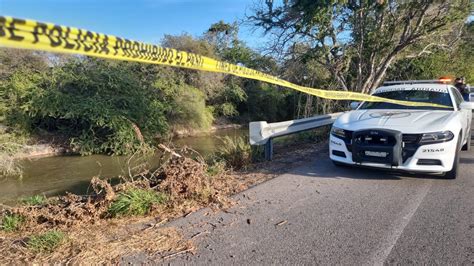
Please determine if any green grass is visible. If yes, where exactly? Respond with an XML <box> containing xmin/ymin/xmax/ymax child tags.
<box><xmin>21</xmin><ymin>195</ymin><xmax>47</xmax><ymax>206</ymax></box>
<box><xmin>27</xmin><ymin>230</ymin><xmax>65</xmax><ymax>253</ymax></box>
<box><xmin>0</xmin><ymin>214</ymin><xmax>24</xmax><ymax>232</ymax></box>
<box><xmin>108</xmin><ymin>188</ymin><xmax>168</xmax><ymax>217</ymax></box>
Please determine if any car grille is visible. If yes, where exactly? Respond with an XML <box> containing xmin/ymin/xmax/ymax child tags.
<box><xmin>401</xmin><ymin>134</ymin><xmax>422</xmax><ymax>162</ymax></box>
<box><xmin>338</xmin><ymin>130</ymin><xmax>421</xmax><ymax>163</ymax></box>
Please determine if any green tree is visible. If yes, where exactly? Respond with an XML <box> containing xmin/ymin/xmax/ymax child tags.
<box><xmin>250</xmin><ymin>0</ymin><xmax>470</xmax><ymax>93</ymax></box>
<box><xmin>152</xmin><ymin>67</ymin><xmax>214</xmax><ymax>131</ymax></box>
<box><xmin>205</xmin><ymin>20</ymin><xmax>239</xmax><ymax>53</ymax></box>
<box><xmin>161</xmin><ymin>34</ymin><xmax>226</xmax><ymax>100</ymax></box>
<box><xmin>387</xmin><ymin>21</ymin><xmax>474</xmax><ymax>83</ymax></box>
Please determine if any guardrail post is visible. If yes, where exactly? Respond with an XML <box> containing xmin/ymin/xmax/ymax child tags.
<box><xmin>265</xmin><ymin>138</ymin><xmax>273</xmax><ymax>161</ymax></box>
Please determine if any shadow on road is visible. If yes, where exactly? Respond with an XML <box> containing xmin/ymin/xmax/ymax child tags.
<box><xmin>290</xmin><ymin>151</ymin><xmax>447</xmax><ymax>181</ymax></box>
<box><xmin>460</xmin><ymin>157</ymin><xmax>474</xmax><ymax>164</ymax></box>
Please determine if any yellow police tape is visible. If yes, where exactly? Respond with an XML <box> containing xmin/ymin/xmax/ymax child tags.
<box><xmin>0</xmin><ymin>16</ymin><xmax>448</xmax><ymax>108</ymax></box>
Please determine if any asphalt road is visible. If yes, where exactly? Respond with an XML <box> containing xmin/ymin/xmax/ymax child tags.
<box><xmin>159</xmin><ymin>143</ymin><xmax>474</xmax><ymax>265</ymax></box>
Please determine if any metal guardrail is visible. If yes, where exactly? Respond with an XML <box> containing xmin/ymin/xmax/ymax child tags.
<box><xmin>249</xmin><ymin>113</ymin><xmax>342</xmax><ymax>160</ymax></box>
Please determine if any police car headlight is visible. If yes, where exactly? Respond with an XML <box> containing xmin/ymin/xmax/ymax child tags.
<box><xmin>331</xmin><ymin>126</ymin><xmax>347</xmax><ymax>139</ymax></box>
<box><xmin>420</xmin><ymin>131</ymin><xmax>454</xmax><ymax>144</ymax></box>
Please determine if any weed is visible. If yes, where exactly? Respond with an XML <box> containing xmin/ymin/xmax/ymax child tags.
<box><xmin>197</xmin><ymin>186</ymin><xmax>214</xmax><ymax>204</ymax></box>
<box><xmin>0</xmin><ymin>154</ymin><xmax>23</xmax><ymax>178</ymax></box>
<box><xmin>0</xmin><ymin>214</ymin><xmax>24</xmax><ymax>232</ymax></box>
<box><xmin>215</xmin><ymin>136</ymin><xmax>252</xmax><ymax>170</ymax></box>
<box><xmin>206</xmin><ymin>160</ymin><xmax>226</xmax><ymax>176</ymax></box>
<box><xmin>27</xmin><ymin>230</ymin><xmax>65</xmax><ymax>253</ymax></box>
<box><xmin>21</xmin><ymin>195</ymin><xmax>47</xmax><ymax>206</ymax></box>
<box><xmin>0</xmin><ymin>128</ymin><xmax>27</xmax><ymax>178</ymax></box>
<box><xmin>108</xmin><ymin>188</ymin><xmax>167</xmax><ymax>217</ymax></box>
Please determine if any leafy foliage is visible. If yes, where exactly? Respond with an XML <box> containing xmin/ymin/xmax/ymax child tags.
<box><xmin>215</xmin><ymin>136</ymin><xmax>252</xmax><ymax>169</ymax></box>
<box><xmin>2</xmin><ymin>58</ymin><xmax>171</xmax><ymax>155</ymax></box>
<box><xmin>250</xmin><ymin>0</ymin><xmax>471</xmax><ymax>93</ymax></box>
<box><xmin>387</xmin><ymin>22</ymin><xmax>474</xmax><ymax>83</ymax></box>
<box><xmin>154</xmin><ymin>69</ymin><xmax>214</xmax><ymax>130</ymax></box>
<box><xmin>0</xmin><ymin>19</ymin><xmax>305</xmax><ymax>158</ymax></box>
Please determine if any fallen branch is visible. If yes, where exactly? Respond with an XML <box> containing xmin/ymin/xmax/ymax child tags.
<box><xmin>158</xmin><ymin>144</ymin><xmax>182</xmax><ymax>158</ymax></box>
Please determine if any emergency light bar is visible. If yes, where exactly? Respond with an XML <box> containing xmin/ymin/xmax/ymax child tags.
<box><xmin>383</xmin><ymin>79</ymin><xmax>452</xmax><ymax>86</ymax></box>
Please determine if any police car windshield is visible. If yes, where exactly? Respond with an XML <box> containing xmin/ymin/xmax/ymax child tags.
<box><xmin>359</xmin><ymin>88</ymin><xmax>454</xmax><ymax>111</ymax></box>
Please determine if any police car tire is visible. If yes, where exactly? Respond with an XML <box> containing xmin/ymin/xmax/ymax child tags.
<box><xmin>445</xmin><ymin>138</ymin><xmax>461</xmax><ymax>179</ymax></box>
<box><xmin>461</xmin><ymin>130</ymin><xmax>471</xmax><ymax>151</ymax></box>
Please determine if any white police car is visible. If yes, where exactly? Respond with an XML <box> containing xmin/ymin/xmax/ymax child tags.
<box><xmin>329</xmin><ymin>80</ymin><xmax>474</xmax><ymax>179</ymax></box>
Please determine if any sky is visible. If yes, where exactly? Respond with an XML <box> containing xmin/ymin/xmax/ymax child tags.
<box><xmin>0</xmin><ymin>0</ymin><xmax>265</xmax><ymax>48</ymax></box>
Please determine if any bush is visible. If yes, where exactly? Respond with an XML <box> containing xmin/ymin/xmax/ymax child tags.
<box><xmin>0</xmin><ymin>127</ymin><xmax>29</xmax><ymax>177</ymax></box>
<box><xmin>0</xmin><ymin>154</ymin><xmax>22</xmax><ymax>178</ymax></box>
<box><xmin>0</xmin><ymin>214</ymin><xmax>24</xmax><ymax>232</ymax></box>
<box><xmin>170</xmin><ymin>85</ymin><xmax>214</xmax><ymax>130</ymax></box>
<box><xmin>206</xmin><ymin>160</ymin><xmax>226</xmax><ymax>176</ymax></box>
<box><xmin>27</xmin><ymin>230</ymin><xmax>65</xmax><ymax>253</ymax></box>
<box><xmin>108</xmin><ymin>189</ymin><xmax>168</xmax><ymax>217</ymax></box>
<box><xmin>241</xmin><ymin>81</ymin><xmax>293</xmax><ymax>122</ymax></box>
<box><xmin>3</xmin><ymin>59</ymin><xmax>169</xmax><ymax>155</ymax></box>
<box><xmin>215</xmin><ymin>136</ymin><xmax>252</xmax><ymax>169</ymax></box>
<box><xmin>153</xmin><ymin>69</ymin><xmax>214</xmax><ymax>131</ymax></box>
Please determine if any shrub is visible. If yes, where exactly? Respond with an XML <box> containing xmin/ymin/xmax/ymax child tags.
<box><xmin>215</xmin><ymin>136</ymin><xmax>252</xmax><ymax>169</ymax></box>
<box><xmin>206</xmin><ymin>160</ymin><xmax>226</xmax><ymax>176</ymax></box>
<box><xmin>3</xmin><ymin>59</ymin><xmax>169</xmax><ymax>155</ymax></box>
<box><xmin>0</xmin><ymin>129</ymin><xmax>28</xmax><ymax>178</ymax></box>
<box><xmin>154</xmin><ymin>70</ymin><xmax>214</xmax><ymax>131</ymax></box>
<box><xmin>21</xmin><ymin>195</ymin><xmax>47</xmax><ymax>206</ymax></box>
<box><xmin>0</xmin><ymin>214</ymin><xmax>24</xmax><ymax>232</ymax></box>
<box><xmin>108</xmin><ymin>189</ymin><xmax>168</xmax><ymax>217</ymax></box>
<box><xmin>27</xmin><ymin>230</ymin><xmax>65</xmax><ymax>253</ymax></box>
<box><xmin>0</xmin><ymin>154</ymin><xmax>23</xmax><ymax>178</ymax></box>
<box><xmin>217</xmin><ymin>102</ymin><xmax>238</xmax><ymax>117</ymax></box>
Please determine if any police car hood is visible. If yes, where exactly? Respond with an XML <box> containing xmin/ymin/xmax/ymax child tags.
<box><xmin>334</xmin><ymin>109</ymin><xmax>456</xmax><ymax>133</ymax></box>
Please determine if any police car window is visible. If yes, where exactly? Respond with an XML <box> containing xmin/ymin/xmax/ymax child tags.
<box><xmin>359</xmin><ymin>89</ymin><xmax>454</xmax><ymax>110</ymax></box>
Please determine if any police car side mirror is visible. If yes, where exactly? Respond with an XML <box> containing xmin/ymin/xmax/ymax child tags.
<box><xmin>350</xmin><ymin>102</ymin><xmax>360</xmax><ymax>110</ymax></box>
<box><xmin>460</xmin><ymin>101</ymin><xmax>474</xmax><ymax>110</ymax></box>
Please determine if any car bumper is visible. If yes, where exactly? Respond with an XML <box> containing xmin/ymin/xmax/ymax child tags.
<box><xmin>329</xmin><ymin>135</ymin><xmax>457</xmax><ymax>173</ymax></box>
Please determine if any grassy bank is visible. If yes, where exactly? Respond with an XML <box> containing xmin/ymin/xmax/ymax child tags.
<box><xmin>0</xmin><ymin>145</ymin><xmax>264</xmax><ymax>263</ymax></box>
<box><xmin>0</xmin><ymin>126</ymin><xmax>331</xmax><ymax>263</ymax></box>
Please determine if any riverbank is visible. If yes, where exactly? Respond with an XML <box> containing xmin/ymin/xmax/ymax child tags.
<box><xmin>0</xmin><ymin>136</ymin><xmax>328</xmax><ymax>263</ymax></box>
<box><xmin>3</xmin><ymin>122</ymin><xmax>246</xmax><ymax>160</ymax></box>
<box><xmin>0</xmin><ymin>146</ymin><xmax>267</xmax><ymax>263</ymax></box>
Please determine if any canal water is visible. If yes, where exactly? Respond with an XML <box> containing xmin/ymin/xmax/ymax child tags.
<box><xmin>0</xmin><ymin>128</ymin><xmax>247</xmax><ymax>204</ymax></box>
